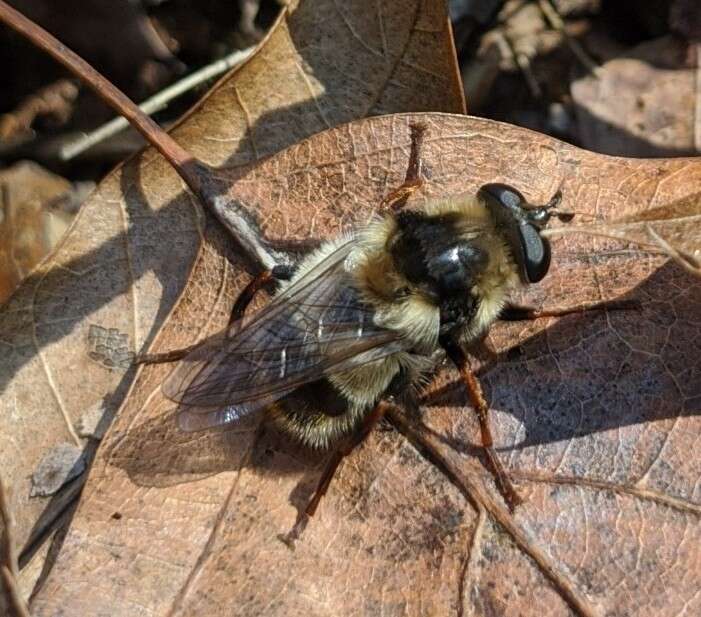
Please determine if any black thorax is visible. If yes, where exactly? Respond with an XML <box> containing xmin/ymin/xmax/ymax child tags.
<box><xmin>390</xmin><ymin>211</ymin><xmax>488</xmax><ymax>336</ymax></box>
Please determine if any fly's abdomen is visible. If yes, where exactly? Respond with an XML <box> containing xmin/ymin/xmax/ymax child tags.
<box><xmin>269</xmin><ymin>378</ymin><xmax>370</xmax><ymax>449</ymax></box>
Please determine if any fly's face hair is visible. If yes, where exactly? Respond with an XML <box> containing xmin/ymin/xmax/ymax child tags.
<box><xmin>351</xmin><ymin>193</ymin><xmax>518</xmax><ymax>353</ymax></box>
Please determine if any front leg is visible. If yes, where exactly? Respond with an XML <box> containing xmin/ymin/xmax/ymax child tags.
<box><xmin>440</xmin><ymin>335</ymin><xmax>522</xmax><ymax>511</ymax></box>
<box><xmin>500</xmin><ymin>297</ymin><xmax>640</xmax><ymax>322</ymax></box>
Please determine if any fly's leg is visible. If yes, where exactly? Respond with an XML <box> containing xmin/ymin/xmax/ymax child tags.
<box><xmin>133</xmin><ymin>341</ymin><xmax>202</xmax><ymax>365</ymax></box>
<box><xmin>280</xmin><ymin>400</ymin><xmax>391</xmax><ymax>548</ymax></box>
<box><xmin>440</xmin><ymin>336</ymin><xmax>522</xmax><ymax>512</ymax></box>
<box><xmin>380</xmin><ymin>122</ymin><xmax>427</xmax><ymax>212</ymax></box>
<box><xmin>500</xmin><ymin>298</ymin><xmax>640</xmax><ymax>322</ymax></box>
<box><xmin>228</xmin><ymin>264</ymin><xmax>294</xmax><ymax>325</ymax></box>
<box><xmin>134</xmin><ymin>264</ymin><xmax>294</xmax><ymax>365</ymax></box>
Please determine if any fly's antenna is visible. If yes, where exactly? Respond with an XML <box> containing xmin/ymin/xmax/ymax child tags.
<box><xmin>532</xmin><ymin>187</ymin><xmax>602</xmax><ymax>225</ymax></box>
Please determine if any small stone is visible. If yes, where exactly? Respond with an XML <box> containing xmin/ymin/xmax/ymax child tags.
<box><xmin>75</xmin><ymin>401</ymin><xmax>110</xmax><ymax>439</ymax></box>
<box><xmin>31</xmin><ymin>443</ymin><xmax>86</xmax><ymax>497</ymax></box>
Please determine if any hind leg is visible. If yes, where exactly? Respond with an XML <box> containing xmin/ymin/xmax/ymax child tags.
<box><xmin>280</xmin><ymin>400</ymin><xmax>391</xmax><ymax>548</ymax></box>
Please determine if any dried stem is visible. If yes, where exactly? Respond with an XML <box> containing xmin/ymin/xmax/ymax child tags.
<box><xmin>543</xmin><ymin>224</ymin><xmax>701</xmax><ymax>278</ymax></box>
<box><xmin>0</xmin><ymin>0</ymin><xmax>204</xmax><ymax>197</ymax></box>
<box><xmin>537</xmin><ymin>0</ymin><xmax>602</xmax><ymax>77</ymax></box>
<box><xmin>60</xmin><ymin>46</ymin><xmax>254</xmax><ymax>161</ymax></box>
<box><xmin>646</xmin><ymin>225</ymin><xmax>701</xmax><ymax>278</ymax></box>
<box><xmin>0</xmin><ymin>476</ymin><xmax>30</xmax><ymax>617</ymax></box>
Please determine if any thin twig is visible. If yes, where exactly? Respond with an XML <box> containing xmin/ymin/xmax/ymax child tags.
<box><xmin>0</xmin><ymin>0</ymin><xmax>283</xmax><ymax>273</ymax></box>
<box><xmin>543</xmin><ymin>224</ymin><xmax>701</xmax><ymax>277</ymax></box>
<box><xmin>0</xmin><ymin>476</ymin><xmax>31</xmax><ymax>617</ymax></box>
<box><xmin>497</xmin><ymin>29</ymin><xmax>542</xmax><ymax>99</ymax></box>
<box><xmin>60</xmin><ymin>47</ymin><xmax>254</xmax><ymax>161</ymax></box>
<box><xmin>542</xmin><ymin>225</ymin><xmax>662</xmax><ymax>250</ymax></box>
<box><xmin>538</xmin><ymin>0</ymin><xmax>602</xmax><ymax>77</ymax></box>
<box><xmin>646</xmin><ymin>225</ymin><xmax>701</xmax><ymax>278</ymax></box>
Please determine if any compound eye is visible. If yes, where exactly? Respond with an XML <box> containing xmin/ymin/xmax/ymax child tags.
<box><xmin>518</xmin><ymin>224</ymin><xmax>551</xmax><ymax>283</ymax></box>
<box><xmin>479</xmin><ymin>182</ymin><xmax>553</xmax><ymax>284</ymax></box>
<box><xmin>478</xmin><ymin>183</ymin><xmax>526</xmax><ymax>214</ymax></box>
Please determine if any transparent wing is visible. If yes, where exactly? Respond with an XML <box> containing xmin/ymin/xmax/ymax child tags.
<box><xmin>163</xmin><ymin>239</ymin><xmax>407</xmax><ymax>430</ymax></box>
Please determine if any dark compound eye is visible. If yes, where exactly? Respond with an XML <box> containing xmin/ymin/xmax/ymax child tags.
<box><xmin>478</xmin><ymin>183</ymin><xmax>553</xmax><ymax>284</ymax></box>
<box><xmin>479</xmin><ymin>183</ymin><xmax>526</xmax><ymax>215</ymax></box>
<box><xmin>518</xmin><ymin>224</ymin><xmax>551</xmax><ymax>283</ymax></box>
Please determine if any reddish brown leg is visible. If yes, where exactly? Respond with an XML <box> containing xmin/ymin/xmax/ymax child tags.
<box><xmin>280</xmin><ymin>401</ymin><xmax>391</xmax><ymax>548</ymax></box>
<box><xmin>228</xmin><ymin>264</ymin><xmax>294</xmax><ymax>325</ymax></box>
<box><xmin>380</xmin><ymin>122</ymin><xmax>427</xmax><ymax>212</ymax></box>
<box><xmin>500</xmin><ymin>298</ymin><xmax>640</xmax><ymax>322</ymax></box>
<box><xmin>135</xmin><ymin>265</ymin><xmax>292</xmax><ymax>365</ymax></box>
<box><xmin>441</xmin><ymin>337</ymin><xmax>522</xmax><ymax>511</ymax></box>
<box><xmin>133</xmin><ymin>341</ymin><xmax>201</xmax><ymax>365</ymax></box>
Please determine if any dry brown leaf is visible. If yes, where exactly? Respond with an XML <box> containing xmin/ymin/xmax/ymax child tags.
<box><xmin>572</xmin><ymin>36</ymin><xmax>699</xmax><ymax>157</ymax></box>
<box><xmin>0</xmin><ymin>0</ymin><xmax>464</xmax><ymax>584</ymax></box>
<box><xmin>32</xmin><ymin>114</ymin><xmax>701</xmax><ymax>616</ymax></box>
<box><xmin>0</xmin><ymin>161</ymin><xmax>79</xmax><ymax>303</ymax></box>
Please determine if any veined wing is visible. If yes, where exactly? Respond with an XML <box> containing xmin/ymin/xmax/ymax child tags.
<box><xmin>162</xmin><ymin>239</ymin><xmax>407</xmax><ymax>430</ymax></box>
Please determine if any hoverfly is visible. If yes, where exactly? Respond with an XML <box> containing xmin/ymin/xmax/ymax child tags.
<box><xmin>140</xmin><ymin>124</ymin><xmax>622</xmax><ymax>544</ymax></box>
